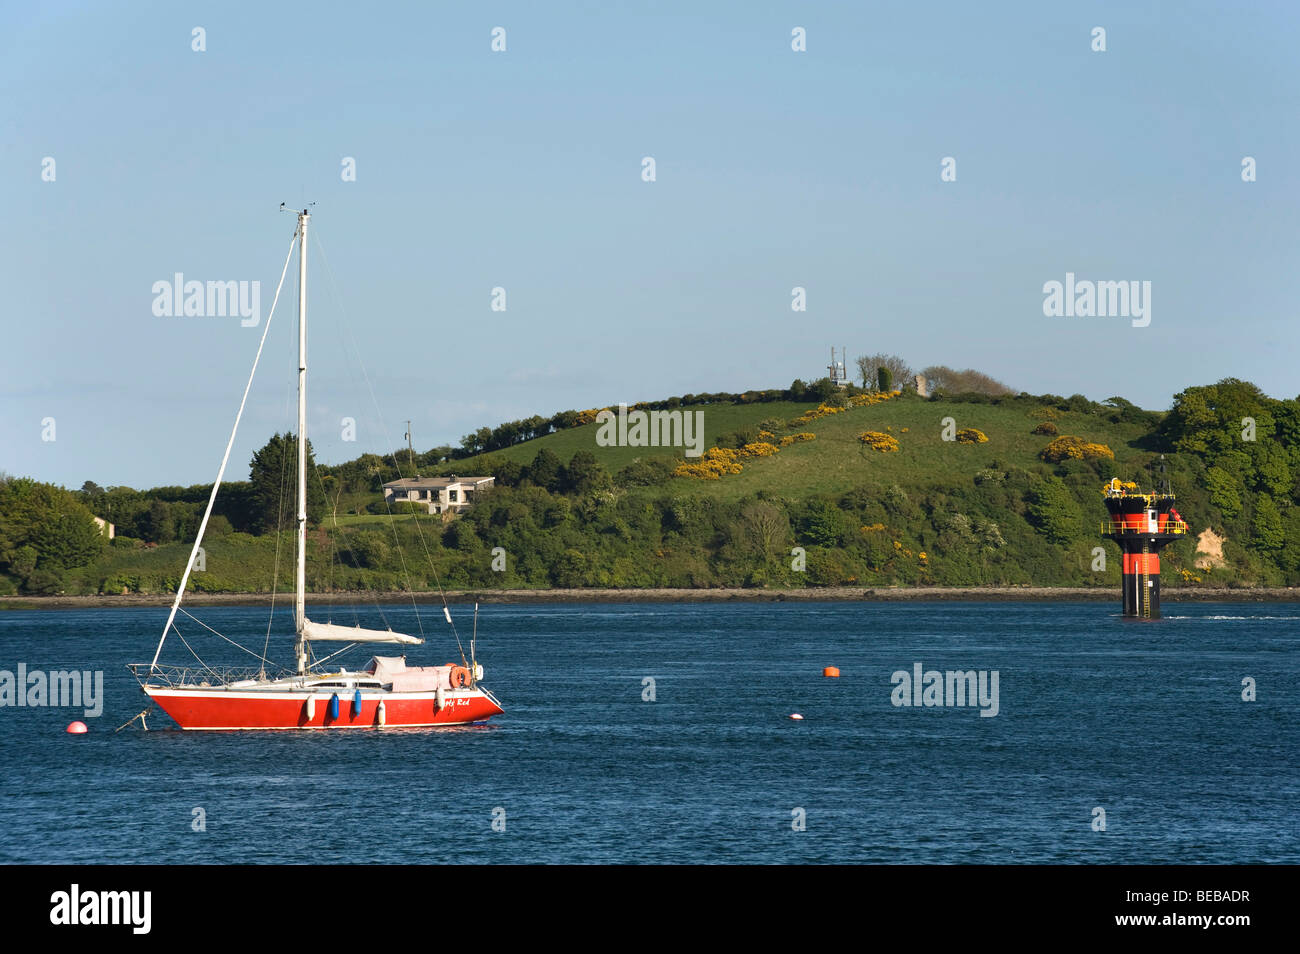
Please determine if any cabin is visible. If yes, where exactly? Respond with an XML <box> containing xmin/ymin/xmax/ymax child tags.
<box><xmin>381</xmin><ymin>475</ymin><xmax>494</xmax><ymax>514</ymax></box>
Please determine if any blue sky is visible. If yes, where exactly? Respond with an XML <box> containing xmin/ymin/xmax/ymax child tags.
<box><xmin>2</xmin><ymin>1</ymin><xmax>1297</xmax><ymax>489</ymax></box>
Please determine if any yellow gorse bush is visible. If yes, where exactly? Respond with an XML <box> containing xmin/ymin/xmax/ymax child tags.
<box><xmin>674</xmin><ymin>447</ymin><xmax>744</xmax><ymax>479</ymax></box>
<box><xmin>849</xmin><ymin>389</ymin><xmax>902</xmax><ymax>408</ymax></box>
<box><xmin>1040</xmin><ymin>435</ymin><xmax>1115</xmax><ymax>463</ymax></box>
<box><xmin>858</xmin><ymin>431</ymin><xmax>900</xmax><ymax>452</ymax></box>
<box><xmin>955</xmin><ymin>428</ymin><xmax>988</xmax><ymax>444</ymax></box>
<box><xmin>677</xmin><ymin>388</ymin><xmax>903</xmax><ymax>479</ymax></box>
<box><xmin>674</xmin><ymin>441</ymin><xmax>784</xmax><ymax>479</ymax></box>
<box><xmin>791</xmin><ymin>403</ymin><xmax>848</xmax><ymax>426</ymax></box>
<box><xmin>791</xmin><ymin>389</ymin><xmax>900</xmax><ymax>427</ymax></box>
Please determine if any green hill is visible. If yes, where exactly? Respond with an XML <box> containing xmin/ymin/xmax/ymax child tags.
<box><xmin>4</xmin><ymin>378</ymin><xmax>1298</xmax><ymax>596</ymax></box>
<box><xmin>446</xmin><ymin>395</ymin><xmax>1153</xmax><ymax>503</ymax></box>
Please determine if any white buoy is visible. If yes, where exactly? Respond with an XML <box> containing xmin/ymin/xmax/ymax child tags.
<box><xmin>376</xmin><ymin>699</ymin><xmax>386</xmax><ymax>727</ymax></box>
<box><xmin>789</xmin><ymin>713</ymin><xmax>804</xmax><ymax>720</ymax></box>
<box><xmin>305</xmin><ymin>696</ymin><xmax>316</xmax><ymax>721</ymax></box>
<box><xmin>435</xmin><ymin>686</ymin><xmax>446</xmax><ymax>711</ymax></box>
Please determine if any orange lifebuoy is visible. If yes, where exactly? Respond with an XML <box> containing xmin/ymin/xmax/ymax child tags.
<box><xmin>448</xmin><ymin>666</ymin><xmax>471</xmax><ymax>688</ymax></box>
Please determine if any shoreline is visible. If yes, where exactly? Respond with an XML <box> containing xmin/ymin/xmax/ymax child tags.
<box><xmin>2</xmin><ymin>585</ymin><xmax>1297</xmax><ymax>610</ymax></box>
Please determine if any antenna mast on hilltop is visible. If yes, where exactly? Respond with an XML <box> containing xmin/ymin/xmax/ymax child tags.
<box><xmin>827</xmin><ymin>346</ymin><xmax>848</xmax><ymax>388</ymax></box>
<box><xmin>405</xmin><ymin>420</ymin><xmax>415</xmax><ymax>472</ymax></box>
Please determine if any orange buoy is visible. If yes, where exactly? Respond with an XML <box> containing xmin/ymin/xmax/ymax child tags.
<box><xmin>789</xmin><ymin>713</ymin><xmax>804</xmax><ymax>720</ymax></box>
<box><xmin>66</xmin><ymin>721</ymin><xmax>88</xmax><ymax>734</ymax></box>
<box><xmin>823</xmin><ymin>667</ymin><xmax>840</xmax><ymax>678</ymax></box>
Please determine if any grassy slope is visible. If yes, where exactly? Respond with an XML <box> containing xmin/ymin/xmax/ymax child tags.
<box><xmin>438</xmin><ymin>395</ymin><xmax>1150</xmax><ymax>500</ymax></box>
<box><xmin>69</xmin><ymin>394</ymin><xmax>1155</xmax><ymax>594</ymax></box>
<box><xmin>440</xmin><ymin>401</ymin><xmax>817</xmax><ymax>475</ymax></box>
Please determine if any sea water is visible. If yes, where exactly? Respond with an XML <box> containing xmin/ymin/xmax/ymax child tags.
<box><xmin>0</xmin><ymin>601</ymin><xmax>1295</xmax><ymax>863</ymax></box>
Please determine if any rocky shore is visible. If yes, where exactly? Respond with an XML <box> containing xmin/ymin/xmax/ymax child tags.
<box><xmin>3</xmin><ymin>585</ymin><xmax>1296</xmax><ymax>610</ymax></box>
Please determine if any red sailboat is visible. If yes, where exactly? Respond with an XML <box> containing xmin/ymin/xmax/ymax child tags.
<box><xmin>130</xmin><ymin>209</ymin><xmax>503</xmax><ymax>730</ymax></box>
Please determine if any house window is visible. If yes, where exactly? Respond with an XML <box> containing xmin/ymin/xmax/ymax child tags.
<box><xmin>449</xmin><ymin>489</ymin><xmax>459</xmax><ymax>502</ymax></box>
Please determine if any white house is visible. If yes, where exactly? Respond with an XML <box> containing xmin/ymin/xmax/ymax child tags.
<box><xmin>381</xmin><ymin>475</ymin><xmax>494</xmax><ymax>514</ymax></box>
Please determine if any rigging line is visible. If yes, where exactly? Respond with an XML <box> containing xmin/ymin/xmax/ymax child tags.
<box><xmin>307</xmin><ymin>235</ymin><xmax>416</xmax><ymax>635</ymax></box>
<box><xmin>326</xmin><ymin>486</ymin><xmax>336</xmax><ymax>621</ymax></box>
<box><xmin>177</xmin><ymin>607</ymin><xmax>278</xmax><ymax>666</ymax></box>
<box><xmin>310</xmin><ymin>460</ymin><xmax>382</xmax><ymax>626</ymax></box>
<box><xmin>311</xmin><ymin>231</ymin><xmax>443</xmax><ymax>632</ymax></box>
<box><xmin>306</xmin><ymin>240</ymin><xmax>368</xmax><ymax>632</ymax></box>
<box><xmin>170</xmin><ymin>624</ymin><xmax>212</xmax><ymax>677</ymax></box>
<box><xmin>309</xmin><ymin>257</ymin><xmax>467</xmax><ymax>675</ymax></box>
<box><xmin>151</xmin><ymin>229</ymin><xmax>299</xmax><ymax>672</ymax></box>
<box><xmin>310</xmin><ymin>642</ymin><xmax>360</xmax><ymax>668</ymax></box>
<box><xmin>312</xmin><ymin>230</ymin><xmax>465</xmax><ymax>663</ymax></box>
<box><xmin>263</xmin><ymin>382</ymin><xmax>296</xmax><ymax>669</ymax></box>
<box><xmin>313</xmin><ymin>466</ymin><xmax>376</xmax><ymax>629</ymax></box>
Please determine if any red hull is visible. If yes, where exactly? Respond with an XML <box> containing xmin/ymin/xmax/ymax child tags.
<box><xmin>144</xmin><ymin>687</ymin><xmax>502</xmax><ymax>731</ymax></box>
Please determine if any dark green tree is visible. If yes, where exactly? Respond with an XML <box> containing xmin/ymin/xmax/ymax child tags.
<box><xmin>490</xmin><ymin>458</ymin><xmax>526</xmax><ymax>488</ymax></box>
<box><xmin>808</xmin><ymin>377</ymin><xmax>838</xmax><ymax>402</ymax></box>
<box><xmin>142</xmin><ymin>499</ymin><xmax>176</xmax><ymax>544</ymax></box>
<box><xmin>616</xmin><ymin>457</ymin><xmax>677</xmax><ymax>487</ymax></box>
<box><xmin>1252</xmin><ymin>496</ymin><xmax>1284</xmax><ymax>551</ymax></box>
<box><xmin>562</xmin><ymin>451</ymin><xmax>610</xmax><ymax>494</ymax></box>
<box><xmin>1204</xmin><ymin>466</ymin><xmax>1243</xmax><ymax>520</ymax></box>
<box><xmin>798</xmin><ymin>499</ymin><xmax>847</xmax><ymax>548</ymax></box>
<box><xmin>525</xmin><ymin>449</ymin><xmax>563</xmax><ymax>493</ymax></box>
<box><xmin>249</xmin><ymin>433</ymin><xmax>326</xmax><ymax>534</ymax></box>
<box><xmin>0</xmin><ymin>477</ymin><xmax>104</xmax><ymax>582</ymax></box>
<box><xmin>1026</xmin><ymin>476</ymin><xmax>1083</xmax><ymax>545</ymax></box>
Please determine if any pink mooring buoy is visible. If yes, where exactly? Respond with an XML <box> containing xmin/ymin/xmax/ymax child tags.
<box><xmin>66</xmin><ymin>721</ymin><xmax>88</xmax><ymax>734</ymax></box>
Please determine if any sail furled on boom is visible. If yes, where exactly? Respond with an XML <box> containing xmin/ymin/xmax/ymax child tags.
<box><xmin>300</xmin><ymin>619</ymin><xmax>423</xmax><ymax>645</ymax></box>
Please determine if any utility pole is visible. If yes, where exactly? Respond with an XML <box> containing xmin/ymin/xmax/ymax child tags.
<box><xmin>404</xmin><ymin>420</ymin><xmax>415</xmax><ymax>472</ymax></box>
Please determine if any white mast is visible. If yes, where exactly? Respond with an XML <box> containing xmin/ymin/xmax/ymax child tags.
<box><xmin>294</xmin><ymin>209</ymin><xmax>310</xmax><ymax>675</ymax></box>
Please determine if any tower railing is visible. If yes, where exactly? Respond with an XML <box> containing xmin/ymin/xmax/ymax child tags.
<box><xmin>1100</xmin><ymin>520</ymin><xmax>1189</xmax><ymax>535</ymax></box>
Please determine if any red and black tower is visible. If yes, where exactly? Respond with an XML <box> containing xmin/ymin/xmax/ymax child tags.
<box><xmin>1100</xmin><ymin>478</ymin><xmax>1189</xmax><ymax>619</ymax></box>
